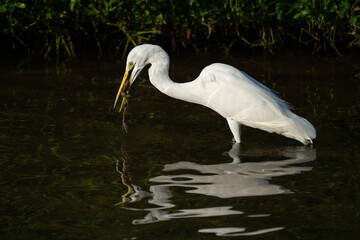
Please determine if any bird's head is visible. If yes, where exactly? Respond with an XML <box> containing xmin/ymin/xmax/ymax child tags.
<box><xmin>113</xmin><ymin>44</ymin><xmax>165</xmax><ymax>112</ymax></box>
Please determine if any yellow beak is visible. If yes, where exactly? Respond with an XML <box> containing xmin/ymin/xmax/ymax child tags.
<box><xmin>114</xmin><ymin>65</ymin><xmax>132</xmax><ymax>112</ymax></box>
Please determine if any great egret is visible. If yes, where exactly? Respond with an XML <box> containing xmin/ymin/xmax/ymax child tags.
<box><xmin>114</xmin><ymin>44</ymin><xmax>316</xmax><ymax>145</ymax></box>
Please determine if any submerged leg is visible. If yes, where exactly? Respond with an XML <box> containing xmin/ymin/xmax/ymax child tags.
<box><xmin>226</xmin><ymin>118</ymin><xmax>241</xmax><ymax>143</ymax></box>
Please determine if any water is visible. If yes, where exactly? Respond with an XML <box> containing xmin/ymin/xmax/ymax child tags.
<box><xmin>0</xmin><ymin>52</ymin><xmax>359</xmax><ymax>239</ymax></box>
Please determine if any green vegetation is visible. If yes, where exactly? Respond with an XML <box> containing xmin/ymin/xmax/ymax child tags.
<box><xmin>1</xmin><ymin>0</ymin><xmax>359</xmax><ymax>57</ymax></box>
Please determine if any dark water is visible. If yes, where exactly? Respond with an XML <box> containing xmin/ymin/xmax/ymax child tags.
<box><xmin>0</xmin><ymin>53</ymin><xmax>359</xmax><ymax>239</ymax></box>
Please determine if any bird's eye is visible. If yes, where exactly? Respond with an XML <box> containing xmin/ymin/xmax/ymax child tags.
<box><xmin>128</xmin><ymin>61</ymin><xmax>134</xmax><ymax>70</ymax></box>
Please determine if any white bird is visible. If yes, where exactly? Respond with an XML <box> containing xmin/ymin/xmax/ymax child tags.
<box><xmin>114</xmin><ymin>44</ymin><xmax>316</xmax><ymax>145</ymax></box>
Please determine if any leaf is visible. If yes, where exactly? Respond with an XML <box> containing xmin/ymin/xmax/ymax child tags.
<box><xmin>349</xmin><ymin>15</ymin><xmax>358</xmax><ymax>25</ymax></box>
<box><xmin>287</xmin><ymin>2</ymin><xmax>301</xmax><ymax>15</ymax></box>
<box><xmin>70</xmin><ymin>0</ymin><xmax>77</xmax><ymax>12</ymax></box>
<box><xmin>14</xmin><ymin>3</ymin><xmax>26</xmax><ymax>9</ymax></box>
<box><xmin>339</xmin><ymin>1</ymin><xmax>349</xmax><ymax>18</ymax></box>
<box><xmin>301</xmin><ymin>9</ymin><xmax>310</xmax><ymax>16</ymax></box>
<box><xmin>293</xmin><ymin>12</ymin><xmax>302</xmax><ymax>19</ymax></box>
<box><xmin>0</xmin><ymin>5</ymin><xmax>6</xmax><ymax>13</ymax></box>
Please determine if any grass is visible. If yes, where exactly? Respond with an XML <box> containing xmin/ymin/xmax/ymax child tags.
<box><xmin>0</xmin><ymin>0</ymin><xmax>359</xmax><ymax>58</ymax></box>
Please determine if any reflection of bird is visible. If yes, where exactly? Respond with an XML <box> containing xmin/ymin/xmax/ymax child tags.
<box><xmin>122</xmin><ymin>145</ymin><xmax>316</xmax><ymax>225</ymax></box>
<box><xmin>114</xmin><ymin>44</ymin><xmax>316</xmax><ymax>144</ymax></box>
<box><xmin>155</xmin><ymin>145</ymin><xmax>316</xmax><ymax>198</ymax></box>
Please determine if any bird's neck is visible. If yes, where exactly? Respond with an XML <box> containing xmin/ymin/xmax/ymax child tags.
<box><xmin>148</xmin><ymin>61</ymin><xmax>174</xmax><ymax>93</ymax></box>
<box><xmin>148</xmin><ymin>61</ymin><xmax>203</xmax><ymax>105</ymax></box>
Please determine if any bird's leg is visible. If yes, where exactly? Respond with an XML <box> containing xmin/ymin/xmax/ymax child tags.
<box><xmin>226</xmin><ymin>118</ymin><xmax>241</xmax><ymax>143</ymax></box>
<box><xmin>228</xmin><ymin>142</ymin><xmax>241</xmax><ymax>163</ymax></box>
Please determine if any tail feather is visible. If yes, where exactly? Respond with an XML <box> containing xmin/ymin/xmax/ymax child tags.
<box><xmin>284</xmin><ymin>114</ymin><xmax>316</xmax><ymax>145</ymax></box>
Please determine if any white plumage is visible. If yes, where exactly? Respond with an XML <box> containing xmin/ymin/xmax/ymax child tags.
<box><xmin>114</xmin><ymin>44</ymin><xmax>316</xmax><ymax>145</ymax></box>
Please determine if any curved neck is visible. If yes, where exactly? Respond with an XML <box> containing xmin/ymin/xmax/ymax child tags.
<box><xmin>147</xmin><ymin>61</ymin><xmax>204</xmax><ymax>105</ymax></box>
<box><xmin>148</xmin><ymin>60</ymin><xmax>173</xmax><ymax>93</ymax></box>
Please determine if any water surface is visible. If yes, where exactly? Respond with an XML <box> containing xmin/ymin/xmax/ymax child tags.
<box><xmin>0</xmin><ymin>53</ymin><xmax>359</xmax><ymax>239</ymax></box>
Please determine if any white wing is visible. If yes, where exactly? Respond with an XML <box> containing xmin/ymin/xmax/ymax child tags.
<box><xmin>197</xmin><ymin>63</ymin><xmax>290</xmax><ymax>119</ymax></box>
<box><xmin>194</xmin><ymin>63</ymin><xmax>315</xmax><ymax>142</ymax></box>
